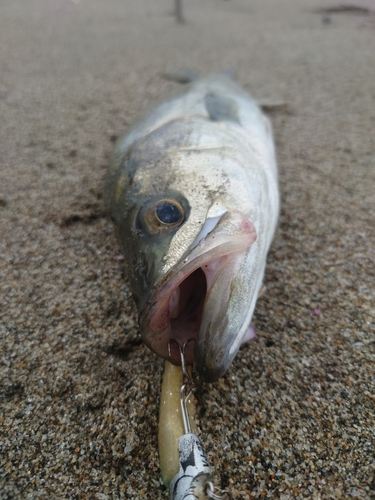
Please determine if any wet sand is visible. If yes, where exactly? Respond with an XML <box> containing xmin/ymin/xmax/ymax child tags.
<box><xmin>1</xmin><ymin>0</ymin><xmax>374</xmax><ymax>498</ymax></box>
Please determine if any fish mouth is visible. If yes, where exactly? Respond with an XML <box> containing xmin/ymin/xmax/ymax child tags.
<box><xmin>140</xmin><ymin>210</ymin><xmax>257</xmax><ymax>379</ymax></box>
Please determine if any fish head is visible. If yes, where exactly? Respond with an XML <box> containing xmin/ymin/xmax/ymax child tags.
<box><xmin>106</xmin><ymin>118</ymin><xmax>261</xmax><ymax>381</ymax></box>
<box><xmin>143</xmin><ymin>208</ymin><xmax>258</xmax><ymax>382</ymax></box>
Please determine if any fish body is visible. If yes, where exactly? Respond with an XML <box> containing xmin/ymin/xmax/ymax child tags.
<box><xmin>105</xmin><ymin>75</ymin><xmax>279</xmax><ymax>381</ymax></box>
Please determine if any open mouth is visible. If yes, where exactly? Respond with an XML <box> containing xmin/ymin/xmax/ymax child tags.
<box><xmin>141</xmin><ymin>211</ymin><xmax>258</xmax><ymax>367</ymax></box>
<box><xmin>169</xmin><ymin>268</ymin><xmax>206</xmax><ymax>346</ymax></box>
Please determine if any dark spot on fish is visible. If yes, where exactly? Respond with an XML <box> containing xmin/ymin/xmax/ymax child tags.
<box><xmin>264</xmin><ymin>339</ymin><xmax>275</xmax><ymax>347</ymax></box>
<box><xmin>204</xmin><ymin>94</ymin><xmax>240</xmax><ymax>124</ymax></box>
<box><xmin>0</xmin><ymin>198</ymin><xmax>7</xmax><ymax>207</ymax></box>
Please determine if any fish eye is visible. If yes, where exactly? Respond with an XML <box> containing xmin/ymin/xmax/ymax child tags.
<box><xmin>156</xmin><ymin>201</ymin><xmax>182</xmax><ymax>224</ymax></box>
<box><xmin>138</xmin><ymin>196</ymin><xmax>187</xmax><ymax>235</ymax></box>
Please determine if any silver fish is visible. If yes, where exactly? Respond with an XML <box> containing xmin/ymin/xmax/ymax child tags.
<box><xmin>105</xmin><ymin>75</ymin><xmax>279</xmax><ymax>381</ymax></box>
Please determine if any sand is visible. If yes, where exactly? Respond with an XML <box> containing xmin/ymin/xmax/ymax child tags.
<box><xmin>1</xmin><ymin>0</ymin><xmax>374</xmax><ymax>498</ymax></box>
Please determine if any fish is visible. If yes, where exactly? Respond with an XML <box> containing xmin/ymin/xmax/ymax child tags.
<box><xmin>105</xmin><ymin>74</ymin><xmax>279</xmax><ymax>382</ymax></box>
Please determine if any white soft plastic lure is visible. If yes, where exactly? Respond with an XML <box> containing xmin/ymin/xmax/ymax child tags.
<box><xmin>105</xmin><ymin>75</ymin><xmax>279</xmax><ymax>381</ymax></box>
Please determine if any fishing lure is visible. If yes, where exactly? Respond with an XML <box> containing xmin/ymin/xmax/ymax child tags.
<box><xmin>166</xmin><ymin>341</ymin><xmax>231</xmax><ymax>500</ymax></box>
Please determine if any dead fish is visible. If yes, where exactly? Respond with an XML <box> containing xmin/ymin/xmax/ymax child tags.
<box><xmin>105</xmin><ymin>75</ymin><xmax>279</xmax><ymax>382</ymax></box>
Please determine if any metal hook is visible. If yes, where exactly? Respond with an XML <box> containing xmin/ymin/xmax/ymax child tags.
<box><xmin>167</xmin><ymin>340</ymin><xmax>233</xmax><ymax>500</ymax></box>
<box><xmin>180</xmin><ymin>339</ymin><xmax>193</xmax><ymax>383</ymax></box>
<box><xmin>167</xmin><ymin>338</ymin><xmax>194</xmax><ymax>367</ymax></box>
<box><xmin>206</xmin><ymin>481</ymin><xmax>231</xmax><ymax>500</ymax></box>
<box><xmin>167</xmin><ymin>338</ymin><xmax>196</xmax><ymax>434</ymax></box>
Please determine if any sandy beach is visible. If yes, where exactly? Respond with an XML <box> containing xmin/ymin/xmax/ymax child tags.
<box><xmin>1</xmin><ymin>0</ymin><xmax>375</xmax><ymax>498</ymax></box>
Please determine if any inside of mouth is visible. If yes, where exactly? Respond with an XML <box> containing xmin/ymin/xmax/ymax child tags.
<box><xmin>149</xmin><ymin>250</ymin><xmax>241</xmax><ymax>364</ymax></box>
<box><xmin>163</xmin><ymin>254</ymin><xmax>233</xmax><ymax>364</ymax></box>
<box><xmin>169</xmin><ymin>268</ymin><xmax>207</xmax><ymax>349</ymax></box>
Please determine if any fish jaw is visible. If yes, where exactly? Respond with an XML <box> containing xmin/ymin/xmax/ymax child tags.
<box><xmin>193</xmin><ymin>247</ymin><xmax>262</xmax><ymax>382</ymax></box>
<box><xmin>139</xmin><ymin>210</ymin><xmax>257</xmax><ymax>378</ymax></box>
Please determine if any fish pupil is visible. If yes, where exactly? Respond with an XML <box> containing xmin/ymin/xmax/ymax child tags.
<box><xmin>156</xmin><ymin>202</ymin><xmax>181</xmax><ymax>224</ymax></box>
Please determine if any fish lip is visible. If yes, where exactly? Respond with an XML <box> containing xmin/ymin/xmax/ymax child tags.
<box><xmin>139</xmin><ymin>210</ymin><xmax>257</xmax><ymax>368</ymax></box>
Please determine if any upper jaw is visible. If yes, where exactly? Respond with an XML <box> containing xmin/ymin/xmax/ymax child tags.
<box><xmin>139</xmin><ymin>210</ymin><xmax>257</xmax><ymax>378</ymax></box>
